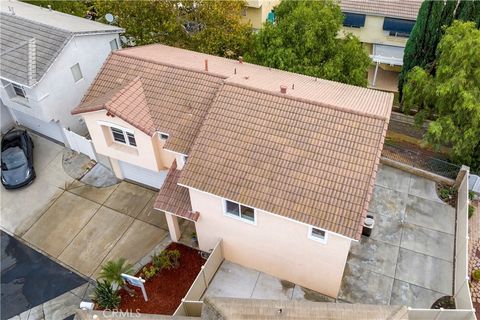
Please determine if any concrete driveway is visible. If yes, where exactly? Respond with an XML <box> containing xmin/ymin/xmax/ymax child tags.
<box><xmin>339</xmin><ymin>164</ymin><xmax>455</xmax><ymax>308</ymax></box>
<box><xmin>1</xmin><ymin>133</ymin><xmax>170</xmax><ymax>279</ymax></box>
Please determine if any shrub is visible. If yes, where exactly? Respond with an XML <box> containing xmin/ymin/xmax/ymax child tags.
<box><xmin>92</xmin><ymin>280</ymin><xmax>121</xmax><ymax>309</ymax></box>
<box><xmin>151</xmin><ymin>249</ymin><xmax>181</xmax><ymax>270</ymax></box>
<box><xmin>169</xmin><ymin>250</ymin><xmax>181</xmax><ymax>268</ymax></box>
<box><xmin>472</xmin><ymin>269</ymin><xmax>480</xmax><ymax>281</ymax></box>
<box><xmin>439</xmin><ymin>187</ymin><xmax>454</xmax><ymax>200</ymax></box>
<box><xmin>141</xmin><ymin>265</ymin><xmax>158</xmax><ymax>280</ymax></box>
<box><xmin>99</xmin><ymin>258</ymin><xmax>133</xmax><ymax>287</ymax></box>
<box><xmin>469</xmin><ymin>205</ymin><xmax>475</xmax><ymax>218</ymax></box>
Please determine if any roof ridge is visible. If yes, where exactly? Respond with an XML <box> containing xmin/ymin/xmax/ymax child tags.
<box><xmin>113</xmin><ymin>50</ymin><xmax>228</xmax><ymax>80</ymax></box>
<box><xmin>224</xmin><ymin>81</ymin><xmax>391</xmax><ymax>121</ymax></box>
<box><xmin>0</xmin><ymin>11</ymin><xmax>73</xmax><ymax>35</ymax></box>
<box><xmin>105</xmin><ymin>76</ymin><xmax>143</xmax><ymax>108</ymax></box>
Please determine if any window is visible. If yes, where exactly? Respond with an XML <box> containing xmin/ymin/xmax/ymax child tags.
<box><xmin>383</xmin><ymin>17</ymin><xmax>415</xmax><ymax>38</ymax></box>
<box><xmin>343</xmin><ymin>12</ymin><xmax>366</xmax><ymax>28</ymax></box>
<box><xmin>309</xmin><ymin>227</ymin><xmax>327</xmax><ymax>244</ymax></box>
<box><xmin>126</xmin><ymin>132</ymin><xmax>136</xmax><ymax>146</ymax></box>
<box><xmin>159</xmin><ymin>133</ymin><xmax>169</xmax><ymax>140</ymax></box>
<box><xmin>71</xmin><ymin>63</ymin><xmax>83</xmax><ymax>82</ymax></box>
<box><xmin>111</xmin><ymin>127</ymin><xmax>136</xmax><ymax>147</ymax></box>
<box><xmin>12</xmin><ymin>83</ymin><xmax>26</xmax><ymax>98</ymax></box>
<box><xmin>110</xmin><ymin>38</ymin><xmax>119</xmax><ymax>51</ymax></box>
<box><xmin>224</xmin><ymin>199</ymin><xmax>255</xmax><ymax>223</ymax></box>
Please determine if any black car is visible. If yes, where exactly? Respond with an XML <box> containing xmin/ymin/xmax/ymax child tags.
<box><xmin>1</xmin><ymin>129</ymin><xmax>35</xmax><ymax>189</ymax></box>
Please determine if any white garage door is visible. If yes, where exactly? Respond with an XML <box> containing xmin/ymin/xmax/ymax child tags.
<box><xmin>12</xmin><ymin>109</ymin><xmax>65</xmax><ymax>143</ymax></box>
<box><xmin>119</xmin><ymin>161</ymin><xmax>167</xmax><ymax>189</ymax></box>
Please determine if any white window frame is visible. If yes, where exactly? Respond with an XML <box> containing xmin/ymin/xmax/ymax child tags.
<box><xmin>222</xmin><ymin>199</ymin><xmax>256</xmax><ymax>225</ymax></box>
<box><xmin>11</xmin><ymin>83</ymin><xmax>27</xmax><ymax>98</ymax></box>
<box><xmin>308</xmin><ymin>226</ymin><xmax>328</xmax><ymax>244</ymax></box>
<box><xmin>110</xmin><ymin>127</ymin><xmax>137</xmax><ymax>147</ymax></box>
<box><xmin>71</xmin><ymin>63</ymin><xmax>83</xmax><ymax>83</ymax></box>
<box><xmin>110</xmin><ymin>38</ymin><xmax>119</xmax><ymax>51</ymax></box>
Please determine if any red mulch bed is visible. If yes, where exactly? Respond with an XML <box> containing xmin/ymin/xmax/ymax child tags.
<box><xmin>117</xmin><ymin>243</ymin><xmax>204</xmax><ymax>315</ymax></box>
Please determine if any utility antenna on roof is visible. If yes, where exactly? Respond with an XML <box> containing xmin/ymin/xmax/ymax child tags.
<box><xmin>8</xmin><ymin>6</ymin><xmax>15</xmax><ymax>15</ymax></box>
<box><xmin>105</xmin><ymin>13</ymin><xmax>115</xmax><ymax>24</ymax></box>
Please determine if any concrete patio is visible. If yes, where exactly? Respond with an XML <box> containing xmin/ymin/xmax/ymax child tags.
<box><xmin>338</xmin><ymin>164</ymin><xmax>455</xmax><ymax>308</ymax></box>
<box><xmin>203</xmin><ymin>260</ymin><xmax>334</xmax><ymax>303</ymax></box>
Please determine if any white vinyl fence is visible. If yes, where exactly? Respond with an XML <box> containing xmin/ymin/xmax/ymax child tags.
<box><xmin>454</xmin><ymin>167</ymin><xmax>475</xmax><ymax>311</ymax></box>
<box><xmin>174</xmin><ymin>239</ymin><xmax>224</xmax><ymax>317</ymax></box>
<box><xmin>63</xmin><ymin>128</ymin><xmax>97</xmax><ymax>161</ymax></box>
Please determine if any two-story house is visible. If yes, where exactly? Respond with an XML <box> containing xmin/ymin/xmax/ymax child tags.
<box><xmin>72</xmin><ymin>44</ymin><xmax>392</xmax><ymax>297</ymax></box>
<box><xmin>339</xmin><ymin>0</ymin><xmax>423</xmax><ymax>92</ymax></box>
<box><xmin>0</xmin><ymin>0</ymin><xmax>123</xmax><ymax>143</ymax></box>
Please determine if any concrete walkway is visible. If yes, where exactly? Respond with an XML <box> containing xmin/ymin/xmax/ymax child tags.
<box><xmin>0</xmin><ymin>134</ymin><xmax>170</xmax><ymax>280</ymax></box>
<box><xmin>339</xmin><ymin>164</ymin><xmax>455</xmax><ymax>308</ymax></box>
<box><xmin>203</xmin><ymin>261</ymin><xmax>334</xmax><ymax>303</ymax></box>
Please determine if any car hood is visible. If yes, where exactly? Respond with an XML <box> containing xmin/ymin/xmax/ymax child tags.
<box><xmin>2</xmin><ymin>163</ymin><xmax>30</xmax><ymax>186</ymax></box>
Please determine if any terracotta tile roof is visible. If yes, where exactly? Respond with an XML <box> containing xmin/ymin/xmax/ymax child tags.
<box><xmin>73</xmin><ymin>77</ymin><xmax>156</xmax><ymax>135</ymax></box>
<box><xmin>339</xmin><ymin>0</ymin><xmax>423</xmax><ymax>20</ymax></box>
<box><xmin>154</xmin><ymin>161</ymin><xmax>199</xmax><ymax>222</ymax></box>
<box><xmin>72</xmin><ymin>52</ymin><xmax>225</xmax><ymax>154</ymax></box>
<box><xmin>178</xmin><ymin>84</ymin><xmax>390</xmax><ymax>239</ymax></box>
<box><xmin>116</xmin><ymin>45</ymin><xmax>391</xmax><ymax>119</ymax></box>
<box><xmin>74</xmin><ymin>45</ymin><xmax>393</xmax><ymax>239</ymax></box>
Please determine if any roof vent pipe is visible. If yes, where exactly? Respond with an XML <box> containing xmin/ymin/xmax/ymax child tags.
<box><xmin>204</xmin><ymin>59</ymin><xmax>208</xmax><ymax>72</ymax></box>
<box><xmin>280</xmin><ymin>85</ymin><xmax>287</xmax><ymax>94</ymax></box>
<box><xmin>238</xmin><ymin>56</ymin><xmax>243</xmax><ymax>64</ymax></box>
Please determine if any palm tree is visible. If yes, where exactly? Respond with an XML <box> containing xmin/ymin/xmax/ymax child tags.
<box><xmin>99</xmin><ymin>258</ymin><xmax>134</xmax><ymax>294</ymax></box>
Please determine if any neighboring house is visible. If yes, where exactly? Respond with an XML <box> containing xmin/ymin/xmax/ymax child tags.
<box><xmin>72</xmin><ymin>44</ymin><xmax>392</xmax><ymax>297</ymax></box>
<box><xmin>339</xmin><ymin>0</ymin><xmax>423</xmax><ymax>92</ymax></box>
<box><xmin>241</xmin><ymin>0</ymin><xmax>279</xmax><ymax>30</ymax></box>
<box><xmin>0</xmin><ymin>0</ymin><xmax>123</xmax><ymax>144</ymax></box>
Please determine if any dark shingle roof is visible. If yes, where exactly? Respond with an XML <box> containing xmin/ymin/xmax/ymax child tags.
<box><xmin>0</xmin><ymin>12</ymin><xmax>72</xmax><ymax>86</ymax></box>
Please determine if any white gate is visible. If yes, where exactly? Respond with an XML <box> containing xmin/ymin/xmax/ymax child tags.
<box><xmin>63</xmin><ymin>129</ymin><xmax>97</xmax><ymax>161</ymax></box>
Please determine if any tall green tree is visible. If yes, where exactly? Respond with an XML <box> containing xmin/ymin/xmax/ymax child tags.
<box><xmin>23</xmin><ymin>0</ymin><xmax>252</xmax><ymax>58</ymax></box>
<box><xmin>94</xmin><ymin>1</ymin><xmax>185</xmax><ymax>46</ymax></box>
<box><xmin>399</xmin><ymin>0</ymin><xmax>480</xmax><ymax>100</ymax></box>
<box><xmin>177</xmin><ymin>0</ymin><xmax>253</xmax><ymax>58</ymax></box>
<box><xmin>245</xmin><ymin>0</ymin><xmax>370</xmax><ymax>86</ymax></box>
<box><xmin>455</xmin><ymin>0</ymin><xmax>480</xmax><ymax>27</ymax></box>
<box><xmin>23</xmin><ymin>0</ymin><xmax>90</xmax><ymax>17</ymax></box>
<box><xmin>398</xmin><ymin>1</ymin><xmax>444</xmax><ymax>100</ymax></box>
<box><xmin>403</xmin><ymin>21</ymin><xmax>480</xmax><ymax>170</ymax></box>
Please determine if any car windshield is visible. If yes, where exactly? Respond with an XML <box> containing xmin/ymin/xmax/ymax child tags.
<box><xmin>1</xmin><ymin>147</ymin><xmax>27</xmax><ymax>170</ymax></box>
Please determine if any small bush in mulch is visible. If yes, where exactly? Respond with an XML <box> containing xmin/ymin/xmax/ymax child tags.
<box><xmin>431</xmin><ymin>296</ymin><xmax>456</xmax><ymax>309</ymax></box>
<box><xmin>106</xmin><ymin>243</ymin><xmax>204</xmax><ymax>315</ymax></box>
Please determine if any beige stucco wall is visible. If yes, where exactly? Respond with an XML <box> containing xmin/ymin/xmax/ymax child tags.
<box><xmin>188</xmin><ymin>188</ymin><xmax>352</xmax><ymax>297</ymax></box>
<box><xmin>340</xmin><ymin>15</ymin><xmax>408</xmax><ymax>48</ymax></box>
<box><xmin>81</xmin><ymin>110</ymin><xmax>175</xmax><ymax>174</ymax></box>
<box><xmin>242</xmin><ymin>0</ymin><xmax>280</xmax><ymax>29</ymax></box>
